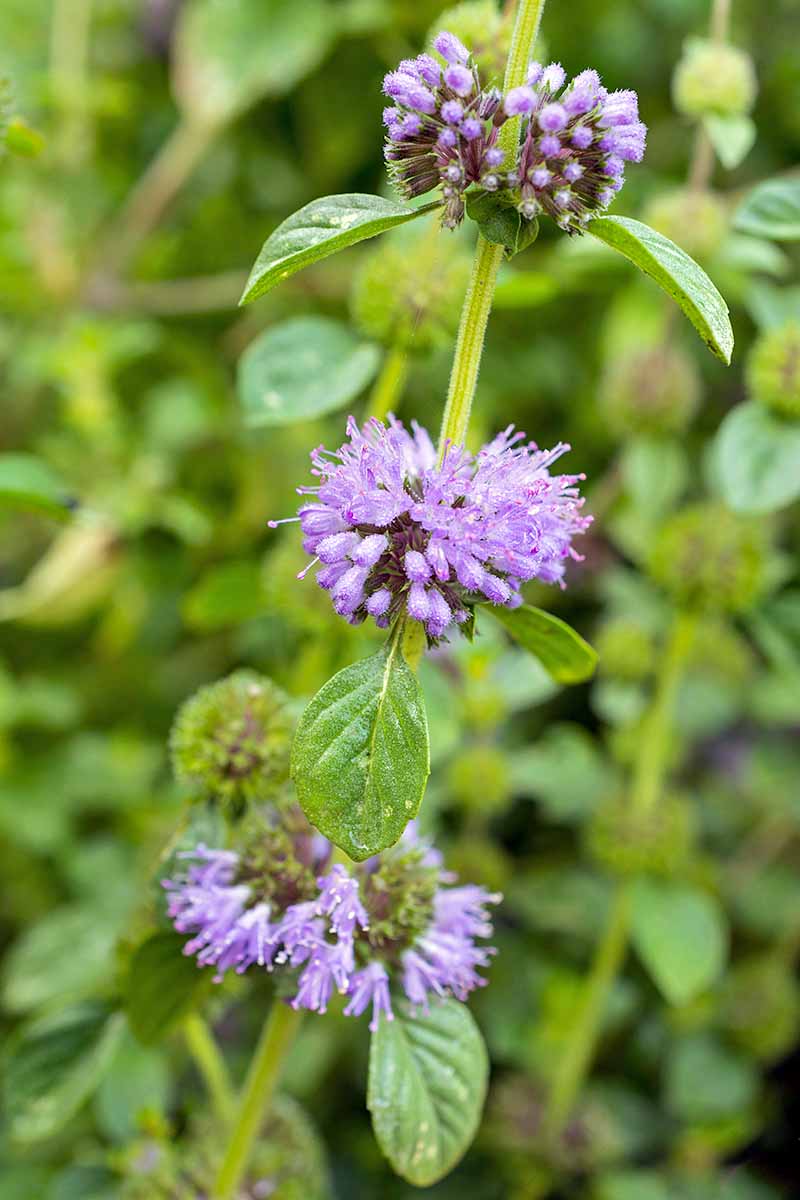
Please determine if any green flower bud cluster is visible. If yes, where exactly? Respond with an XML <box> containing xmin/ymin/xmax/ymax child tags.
<box><xmin>600</xmin><ymin>345</ymin><xmax>701</xmax><ymax>437</ymax></box>
<box><xmin>237</xmin><ymin>807</ymin><xmax>319</xmax><ymax>910</ymax></box>
<box><xmin>586</xmin><ymin>792</ymin><xmax>694</xmax><ymax>877</ymax></box>
<box><xmin>720</xmin><ymin>955</ymin><xmax>800</xmax><ymax>1062</ymax></box>
<box><xmin>595</xmin><ymin>618</ymin><xmax>656</xmax><ymax>682</ymax></box>
<box><xmin>648</xmin><ymin>504</ymin><xmax>767</xmax><ymax>614</ymax></box>
<box><xmin>350</xmin><ymin>235</ymin><xmax>471</xmax><ymax>353</ymax></box>
<box><xmin>747</xmin><ymin>321</ymin><xmax>800</xmax><ymax>420</ymax></box>
<box><xmin>361</xmin><ymin>842</ymin><xmax>440</xmax><ymax>958</ymax></box>
<box><xmin>170</xmin><ymin>671</ymin><xmax>293</xmax><ymax>816</ymax></box>
<box><xmin>428</xmin><ymin>2</ymin><xmax>514</xmax><ymax>81</ymax></box>
<box><xmin>643</xmin><ymin>188</ymin><xmax>727</xmax><ymax>261</ymax></box>
<box><xmin>672</xmin><ymin>38</ymin><xmax>757</xmax><ymax>119</ymax></box>
<box><xmin>446</xmin><ymin>743</ymin><xmax>513</xmax><ymax>814</ymax></box>
<box><xmin>691</xmin><ymin>618</ymin><xmax>755</xmax><ymax>684</ymax></box>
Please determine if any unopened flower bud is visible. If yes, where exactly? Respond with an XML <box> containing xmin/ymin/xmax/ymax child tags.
<box><xmin>746</xmin><ymin>321</ymin><xmax>800</xmax><ymax>420</ymax></box>
<box><xmin>170</xmin><ymin>671</ymin><xmax>293</xmax><ymax>815</ymax></box>
<box><xmin>595</xmin><ymin>619</ymin><xmax>656</xmax><ymax>682</ymax></box>
<box><xmin>643</xmin><ymin>188</ymin><xmax>727</xmax><ymax>261</ymax></box>
<box><xmin>600</xmin><ymin>344</ymin><xmax>701</xmax><ymax>436</ymax></box>
<box><xmin>648</xmin><ymin>504</ymin><xmax>767</xmax><ymax>613</ymax></box>
<box><xmin>672</xmin><ymin>38</ymin><xmax>757</xmax><ymax>119</ymax></box>
<box><xmin>721</xmin><ymin>955</ymin><xmax>800</xmax><ymax>1062</ymax></box>
<box><xmin>586</xmin><ymin>792</ymin><xmax>694</xmax><ymax>877</ymax></box>
<box><xmin>446</xmin><ymin>745</ymin><xmax>513</xmax><ymax>814</ymax></box>
<box><xmin>429</xmin><ymin>2</ymin><xmax>514</xmax><ymax>81</ymax></box>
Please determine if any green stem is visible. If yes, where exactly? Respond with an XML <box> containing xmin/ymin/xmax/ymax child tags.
<box><xmin>211</xmin><ymin>1002</ymin><xmax>302</xmax><ymax>1200</ymax></box>
<box><xmin>368</xmin><ymin>342</ymin><xmax>410</xmax><ymax>422</ymax></box>
<box><xmin>630</xmin><ymin>610</ymin><xmax>697</xmax><ymax>817</ymax></box>
<box><xmin>542</xmin><ymin>883</ymin><xmax>633</xmax><ymax>1141</ymax></box>
<box><xmin>437</xmin><ymin>0</ymin><xmax>548</xmax><ymax>457</ymax></box>
<box><xmin>184</xmin><ymin>1013</ymin><xmax>236</xmax><ymax>1125</ymax></box>
<box><xmin>543</xmin><ymin>607</ymin><xmax>696</xmax><ymax>1140</ymax></box>
<box><xmin>50</xmin><ymin>0</ymin><xmax>94</xmax><ymax>168</ymax></box>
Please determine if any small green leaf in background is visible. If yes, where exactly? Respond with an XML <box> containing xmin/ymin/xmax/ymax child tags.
<box><xmin>240</xmin><ymin>194</ymin><xmax>438</xmax><ymax>304</ymax></box>
<box><xmin>466</xmin><ymin>190</ymin><xmax>539</xmax><ymax>259</ymax></box>
<box><xmin>125</xmin><ymin>931</ymin><xmax>210</xmax><ymax>1045</ymax></box>
<box><xmin>710</xmin><ymin>401</ymin><xmax>800</xmax><ymax>514</ymax></box>
<box><xmin>746</xmin><ymin>281</ymin><xmax>800</xmax><ymax>331</ymax></box>
<box><xmin>368</xmin><ymin>999</ymin><xmax>488</xmax><ymax>1187</ymax></box>
<box><xmin>4</xmin><ymin>117</ymin><xmax>45</xmax><ymax>158</ymax></box>
<box><xmin>237</xmin><ymin>317</ymin><xmax>380</xmax><ymax>428</ymax></box>
<box><xmin>3</xmin><ymin>1003</ymin><xmax>123</xmax><ymax>1143</ymax></box>
<box><xmin>94</xmin><ymin>1022</ymin><xmax>170</xmax><ymax>1141</ymax></box>
<box><xmin>173</xmin><ymin>0</ymin><xmax>334</xmax><ymax>125</ymax></box>
<box><xmin>587</xmin><ymin>215</ymin><xmax>734</xmax><ymax>364</ymax></box>
<box><xmin>630</xmin><ymin>879</ymin><xmax>728</xmax><ymax>1006</ymax></box>
<box><xmin>484</xmin><ymin>604</ymin><xmax>598</xmax><ymax>684</ymax></box>
<box><xmin>703</xmin><ymin>114</ymin><xmax>756</xmax><ymax>171</ymax></box>
<box><xmin>182</xmin><ymin>559</ymin><xmax>266</xmax><ymax>630</ymax></box>
<box><xmin>0</xmin><ymin>453</ymin><xmax>72</xmax><ymax>517</ymax></box>
<box><xmin>664</xmin><ymin>1033</ymin><xmax>759</xmax><ymax>1123</ymax></box>
<box><xmin>291</xmin><ymin>636</ymin><xmax>430</xmax><ymax>861</ymax></box>
<box><xmin>734</xmin><ymin>175</ymin><xmax>800</xmax><ymax>241</ymax></box>
<box><xmin>1</xmin><ymin>905</ymin><xmax>122</xmax><ymax>1015</ymax></box>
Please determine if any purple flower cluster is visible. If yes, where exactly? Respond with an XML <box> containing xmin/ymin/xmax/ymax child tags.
<box><xmin>163</xmin><ymin>839</ymin><xmax>499</xmax><ymax>1032</ymax></box>
<box><xmin>383</xmin><ymin>32</ymin><xmax>505</xmax><ymax>229</ymax></box>
<box><xmin>272</xmin><ymin>415</ymin><xmax>590</xmax><ymax>642</ymax></box>
<box><xmin>381</xmin><ymin>31</ymin><xmax>647</xmax><ymax>233</ymax></box>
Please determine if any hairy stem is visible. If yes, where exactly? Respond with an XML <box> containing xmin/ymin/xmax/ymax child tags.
<box><xmin>437</xmin><ymin>0</ymin><xmax>548</xmax><ymax>456</ymax></box>
<box><xmin>368</xmin><ymin>342</ymin><xmax>410</xmax><ymax>422</ymax></box>
<box><xmin>543</xmin><ymin>608</ymin><xmax>696</xmax><ymax>1139</ymax></box>
<box><xmin>184</xmin><ymin>1012</ymin><xmax>236</xmax><ymax>1125</ymax></box>
<box><xmin>211</xmin><ymin>1002</ymin><xmax>302</xmax><ymax>1200</ymax></box>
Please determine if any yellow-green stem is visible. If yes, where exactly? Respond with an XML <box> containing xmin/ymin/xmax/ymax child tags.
<box><xmin>211</xmin><ymin>1002</ymin><xmax>302</xmax><ymax>1200</ymax></box>
<box><xmin>184</xmin><ymin>1012</ymin><xmax>236</xmax><ymax>1125</ymax></box>
<box><xmin>630</xmin><ymin>610</ymin><xmax>697</xmax><ymax>817</ymax></box>
<box><xmin>50</xmin><ymin>0</ymin><xmax>94</xmax><ymax>168</ymax></box>
<box><xmin>542</xmin><ymin>883</ymin><xmax>633</xmax><ymax>1140</ymax></box>
<box><xmin>437</xmin><ymin>0</ymin><xmax>548</xmax><ymax>458</ymax></box>
<box><xmin>543</xmin><ymin>608</ymin><xmax>696</xmax><ymax>1140</ymax></box>
<box><xmin>368</xmin><ymin>342</ymin><xmax>410</xmax><ymax>422</ymax></box>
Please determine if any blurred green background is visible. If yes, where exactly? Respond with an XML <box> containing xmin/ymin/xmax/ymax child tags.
<box><xmin>1</xmin><ymin>1</ymin><xmax>800</xmax><ymax>1197</ymax></box>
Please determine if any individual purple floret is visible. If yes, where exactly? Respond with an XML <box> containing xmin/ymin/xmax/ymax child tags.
<box><xmin>499</xmin><ymin>63</ymin><xmax>647</xmax><ymax>232</ymax></box>
<box><xmin>163</xmin><ymin>830</ymin><xmax>500</xmax><ymax>1032</ymax></box>
<box><xmin>270</xmin><ymin>415</ymin><xmax>591</xmax><ymax>643</ymax></box>
<box><xmin>382</xmin><ymin>34</ymin><xmax>505</xmax><ymax>228</ymax></box>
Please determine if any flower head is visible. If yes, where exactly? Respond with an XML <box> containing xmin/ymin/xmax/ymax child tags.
<box><xmin>272</xmin><ymin>415</ymin><xmax>590</xmax><ymax>642</ymax></box>
<box><xmin>163</xmin><ymin>816</ymin><xmax>500</xmax><ymax>1031</ymax></box>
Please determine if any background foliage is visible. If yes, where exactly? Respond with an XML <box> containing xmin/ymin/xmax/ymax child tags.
<box><xmin>1</xmin><ymin>0</ymin><xmax>799</xmax><ymax>1196</ymax></box>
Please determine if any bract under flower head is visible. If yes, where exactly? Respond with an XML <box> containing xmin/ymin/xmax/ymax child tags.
<box><xmin>273</xmin><ymin>415</ymin><xmax>591</xmax><ymax>643</ymax></box>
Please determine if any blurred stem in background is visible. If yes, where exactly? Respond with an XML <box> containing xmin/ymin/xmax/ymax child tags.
<box><xmin>689</xmin><ymin>0</ymin><xmax>733</xmax><ymax>192</ymax></box>
<box><xmin>367</xmin><ymin>342</ymin><xmax>409</xmax><ymax>422</ymax></box>
<box><xmin>50</xmin><ymin>0</ymin><xmax>93</xmax><ymax>168</ymax></box>
<box><xmin>183</xmin><ymin>1013</ymin><xmax>236</xmax><ymax>1125</ymax></box>
<box><xmin>543</xmin><ymin>610</ymin><xmax>698</xmax><ymax>1141</ymax></box>
<box><xmin>437</xmin><ymin>0</ymin><xmax>547</xmax><ymax>457</ymax></box>
<box><xmin>212</xmin><ymin>1002</ymin><xmax>302</xmax><ymax>1200</ymax></box>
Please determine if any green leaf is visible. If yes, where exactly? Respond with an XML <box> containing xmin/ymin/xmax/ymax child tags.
<box><xmin>182</xmin><ymin>559</ymin><xmax>266</xmax><ymax>630</ymax></box>
<box><xmin>710</xmin><ymin>400</ymin><xmax>800</xmax><ymax>515</ymax></box>
<box><xmin>237</xmin><ymin>317</ymin><xmax>380</xmax><ymax>428</ymax></box>
<box><xmin>466</xmin><ymin>190</ymin><xmax>539</xmax><ymax>259</ymax></box>
<box><xmin>665</xmin><ymin>1034</ymin><xmax>759</xmax><ymax>1122</ymax></box>
<box><xmin>241</xmin><ymin>194</ymin><xmax>438</xmax><ymax>304</ymax></box>
<box><xmin>483</xmin><ymin>604</ymin><xmax>597</xmax><ymax>684</ymax></box>
<box><xmin>94</xmin><ymin>1023</ymin><xmax>170</xmax><ymax>1141</ymax></box>
<box><xmin>173</xmin><ymin>0</ymin><xmax>334</xmax><ymax>125</ymax></box>
<box><xmin>0</xmin><ymin>454</ymin><xmax>72</xmax><ymax>517</ymax></box>
<box><xmin>125</xmin><ymin>931</ymin><xmax>210</xmax><ymax>1045</ymax></box>
<box><xmin>587</xmin><ymin>215</ymin><xmax>734</xmax><ymax>364</ymax></box>
<box><xmin>3</xmin><ymin>1003</ymin><xmax>124</xmax><ymax>1143</ymax></box>
<box><xmin>703</xmin><ymin>114</ymin><xmax>756</xmax><ymax>171</ymax></box>
<box><xmin>734</xmin><ymin>175</ymin><xmax>800</xmax><ymax>241</ymax></box>
<box><xmin>291</xmin><ymin>635</ymin><xmax>430</xmax><ymax>861</ymax></box>
<box><xmin>630</xmin><ymin>879</ymin><xmax>728</xmax><ymax>1006</ymax></box>
<box><xmin>367</xmin><ymin>999</ymin><xmax>488</xmax><ymax>1187</ymax></box>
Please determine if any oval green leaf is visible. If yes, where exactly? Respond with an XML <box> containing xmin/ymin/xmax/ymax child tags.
<box><xmin>173</xmin><ymin>0</ymin><xmax>334</xmax><ymax>125</ymax></box>
<box><xmin>0</xmin><ymin>454</ymin><xmax>72</xmax><ymax>517</ymax></box>
<box><xmin>703</xmin><ymin>114</ymin><xmax>756</xmax><ymax>172</ymax></box>
<box><xmin>466</xmin><ymin>190</ymin><xmax>538</xmax><ymax>259</ymax></box>
<box><xmin>710</xmin><ymin>400</ymin><xmax>800</xmax><ymax>515</ymax></box>
<box><xmin>484</xmin><ymin>604</ymin><xmax>597</xmax><ymax>684</ymax></box>
<box><xmin>3</xmin><ymin>1003</ymin><xmax>124</xmax><ymax>1143</ymax></box>
<box><xmin>630</xmin><ymin>879</ymin><xmax>728</xmax><ymax>1006</ymax></box>
<box><xmin>368</xmin><ymin>999</ymin><xmax>488</xmax><ymax>1187</ymax></box>
<box><xmin>291</xmin><ymin>637</ymin><xmax>430</xmax><ymax>861</ymax></box>
<box><xmin>734</xmin><ymin>175</ymin><xmax>800</xmax><ymax>242</ymax></box>
<box><xmin>240</xmin><ymin>194</ymin><xmax>439</xmax><ymax>304</ymax></box>
<box><xmin>237</xmin><ymin>316</ymin><xmax>380</xmax><ymax>427</ymax></box>
<box><xmin>587</xmin><ymin>215</ymin><xmax>734</xmax><ymax>364</ymax></box>
<box><xmin>125</xmin><ymin>931</ymin><xmax>210</xmax><ymax>1045</ymax></box>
